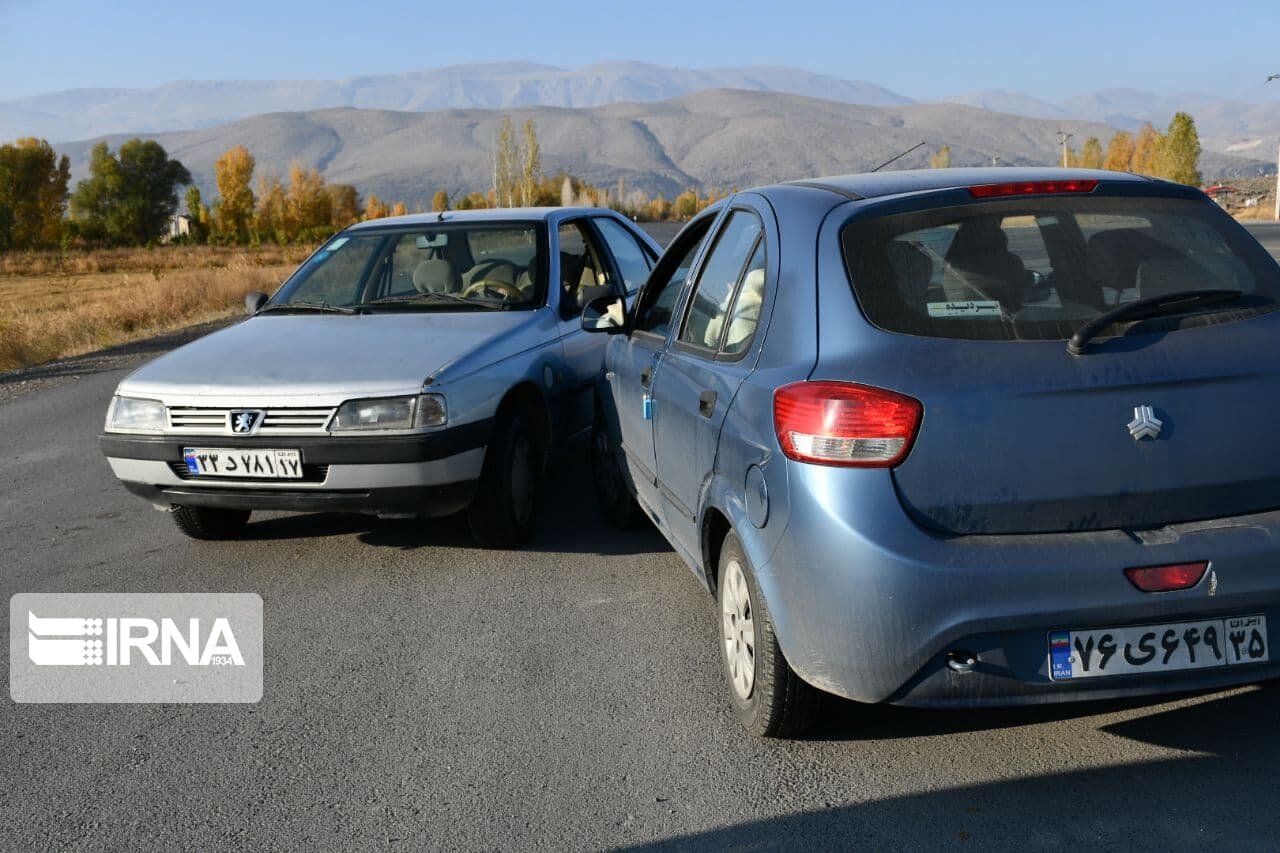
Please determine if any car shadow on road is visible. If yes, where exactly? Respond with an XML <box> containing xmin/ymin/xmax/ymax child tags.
<box><xmin>622</xmin><ymin>686</ymin><xmax>1280</xmax><ymax>849</ymax></box>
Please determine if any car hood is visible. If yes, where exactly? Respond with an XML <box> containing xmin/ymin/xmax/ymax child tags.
<box><xmin>116</xmin><ymin>311</ymin><xmax>544</xmax><ymax>404</ymax></box>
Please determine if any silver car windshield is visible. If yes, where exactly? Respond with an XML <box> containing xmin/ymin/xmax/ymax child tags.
<box><xmin>270</xmin><ymin>224</ymin><xmax>544</xmax><ymax>311</ymax></box>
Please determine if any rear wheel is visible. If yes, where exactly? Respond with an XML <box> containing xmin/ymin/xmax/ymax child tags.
<box><xmin>591</xmin><ymin>415</ymin><xmax>643</xmax><ymax>529</ymax></box>
<box><xmin>717</xmin><ymin>532</ymin><xmax>821</xmax><ymax>737</ymax></box>
<box><xmin>171</xmin><ymin>505</ymin><xmax>251</xmax><ymax>540</ymax></box>
<box><xmin>468</xmin><ymin>412</ymin><xmax>539</xmax><ymax>547</ymax></box>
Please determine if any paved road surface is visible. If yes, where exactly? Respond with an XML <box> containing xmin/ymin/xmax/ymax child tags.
<box><xmin>3</xmin><ymin>221</ymin><xmax>1280</xmax><ymax>851</ymax></box>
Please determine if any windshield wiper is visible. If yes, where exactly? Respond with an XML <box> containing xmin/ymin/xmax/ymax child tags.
<box><xmin>1068</xmin><ymin>289</ymin><xmax>1246</xmax><ymax>355</ymax></box>
<box><xmin>258</xmin><ymin>301</ymin><xmax>362</xmax><ymax>315</ymax></box>
<box><xmin>365</xmin><ymin>293</ymin><xmax>505</xmax><ymax>311</ymax></box>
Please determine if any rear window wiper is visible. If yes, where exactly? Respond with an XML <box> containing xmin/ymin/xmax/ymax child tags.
<box><xmin>258</xmin><ymin>301</ymin><xmax>362</xmax><ymax>315</ymax></box>
<box><xmin>1068</xmin><ymin>289</ymin><xmax>1246</xmax><ymax>355</ymax></box>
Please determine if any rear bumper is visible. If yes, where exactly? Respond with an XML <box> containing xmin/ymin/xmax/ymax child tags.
<box><xmin>756</xmin><ymin>463</ymin><xmax>1280</xmax><ymax>707</ymax></box>
<box><xmin>100</xmin><ymin>421</ymin><xmax>489</xmax><ymax>517</ymax></box>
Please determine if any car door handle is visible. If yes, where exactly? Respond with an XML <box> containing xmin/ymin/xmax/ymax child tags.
<box><xmin>698</xmin><ymin>390</ymin><xmax>717</xmax><ymax>418</ymax></box>
<box><xmin>640</xmin><ymin>367</ymin><xmax>652</xmax><ymax>389</ymax></box>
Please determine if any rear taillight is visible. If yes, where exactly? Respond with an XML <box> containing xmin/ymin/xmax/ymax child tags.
<box><xmin>773</xmin><ymin>381</ymin><xmax>922</xmax><ymax>467</ymax></box>
<box><xmin>1123</xmin><ymin>562</ymin><xmax>1208</xmax><ymax>593</ymax></box>
<box><xmin>968</xmin><ymin>179</ymin><xmax>1099</xmax><ymax>199</ymax></box>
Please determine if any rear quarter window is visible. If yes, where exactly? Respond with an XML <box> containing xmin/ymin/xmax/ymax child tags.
<box><xmin>840</xmin><ymin>195</ymin><xmax>1280</xmax><ymax>341</ymax></box>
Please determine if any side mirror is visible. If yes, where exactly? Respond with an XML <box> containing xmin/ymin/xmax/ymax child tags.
<box><xmin>581</xmin><ymin>295</ymin><xmax>628</xmax><ymax>334</ymax></box>
<box><xmin>245</xmin><ymin>292</ymin><xmax>268</xmax><ymax>315</ymax></box>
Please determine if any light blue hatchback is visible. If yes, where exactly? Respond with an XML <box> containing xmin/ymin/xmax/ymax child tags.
<box><xmin>585</xmin><ymin>168</ymin><xmax>1280</xmax><ymax>737</ymax></box>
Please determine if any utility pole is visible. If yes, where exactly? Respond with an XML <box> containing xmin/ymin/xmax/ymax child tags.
<box><xmin>1057</xmin><ymin>131</ymin><xmax>1074</xmax><ymax>168</ymax></box>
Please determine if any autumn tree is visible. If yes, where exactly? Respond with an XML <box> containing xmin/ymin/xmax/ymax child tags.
<box><xmin>1078</xmin><ymin>137</ymin><xmax>1104</xmax><ymax>170</ymax></box>
<box><xmin>363</xmin><ymin>193</ymin><xmax>391</xmax><ymax>221</ymax></box>
<box><xmin>520</xmin><ymin>119</ymin><xmax>542</xmax><ymax>207</ymax></box>
<box><xmin>1156</xmin><ymin>112</ymin><xmax>1202</xmax><ymax>187</ymax></box>
<box><xmin>493</xmin><ymin>116</ymin><xmax>519</xmax><ymax>207</ymax></box>
<box><xmin>70</xmin><ymin>139</ymin><xmax>190</xmax><ymax>245</ymax></box>
<box><xmin>327</xmin><ymin>184</ymin><xmax>362</xmax><ymax>229</ymax></box>
<box><xmin>1129</xmin><ymin>123</ymin><xmax>1163</xmax><ymax>176</ymax></box>
<box><xmin>1102</xmin><ymin>131</ymin><xmax>1135</xmax><ymax>171</ymax></box>
<box><xmin>431</xmin><ymin>190</ymin><xmax>450</xmax><ymax>212</ymax></box>
<box><xmin>213</xmin><ymin>145</ymin><xmax>255</xmax><ymax>243</ymax></box>
<box><xmin>929</xmin><ymin>146</ymin><xmax>952</xmax><ymax>169</ymax></box>
<box><xmin>391</xmin><ymin>201</ymin><xmax>408</xmax><ymax>217</ymax></box>
<box><xmin>673</xmin><ymin>189</ymin><xmax>699</xmax><ymax>219</ymax></box>
<box><xmin>0</xmin><ymin>137</ymin><xmax>70</xmax><ymax>250</ymax></box>
<box><xmin>285</xmin><ymin>163</ymin><xmax>333</xmax><ymax>242</ymax></box>
<box><xmin>254</xmin><ymin>174</ymin><xmax>289</xmax><ymax>244</ymax></box>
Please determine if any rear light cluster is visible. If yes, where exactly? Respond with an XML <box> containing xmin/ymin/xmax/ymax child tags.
<box><xmin>773</xmin><ymin>381</ymin><xmax>922</xmax><ymax>467</ymax></box>
<box><xmin>1124</xmin><ymin>562</ymin><xmax>1208</xmax><ymax>593</ymax></box>
<box><xmin>968</xmin><ymin>179</ymin><xmax>1099</xmax><ymax>199</ymax></box>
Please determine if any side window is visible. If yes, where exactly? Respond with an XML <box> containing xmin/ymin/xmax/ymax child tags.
<box><xmin>558</xmin><ymin>221</ymin><xmax>612</xmax><ymax>319</ymax></box>
<box><xmin>677</xmin><ymin>210</ymin><xmax>763</xmax><ymax>351</ymax></box>
<box><xmin>720</xmin><ymin>239</ymin><xmax>766</xmax><ymax>356</ymax></box>
<box><xmin>593</xmin><ymin>217</ymin><xmax>653</xmax><ymax>294</ymax></box>
<box><xmin>633</xmin><ymin>220</ymin><xmax>712</xmax><ymax>337</ymax></box>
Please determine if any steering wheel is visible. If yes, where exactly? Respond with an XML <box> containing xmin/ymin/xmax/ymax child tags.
<box><xmin>461</xmin><ymin>279</ymin><xmax>523</xmax><ymax>301</ymax></box>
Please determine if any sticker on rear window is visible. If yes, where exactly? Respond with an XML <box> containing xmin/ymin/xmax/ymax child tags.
<box><xmin>927</xmin><ymin>300</ymin><xmax>1002</xmax><ymax>318</ymax></box>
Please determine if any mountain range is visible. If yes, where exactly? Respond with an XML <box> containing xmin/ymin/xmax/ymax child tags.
<box><xmin>51</xmin><ymin>89</ymin><xmax>1271</xmax><ymax>209</ymax></box>
<box><xmin>4</xmin><ymin>61</ymin><xmax>1279</xmax><ymax>157</ymax></box>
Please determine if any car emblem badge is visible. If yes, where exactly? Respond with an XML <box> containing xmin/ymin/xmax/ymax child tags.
<box><xmin>229</xmin><ymin>410</ymin><xmax>263</xmax><ymax>435</ymax></box>
<box><xmin>1127</xmin><ymin>405</ymin><xmax>1162</xmax><ymax>441</ymax></box>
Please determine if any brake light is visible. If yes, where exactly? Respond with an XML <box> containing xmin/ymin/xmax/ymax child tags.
<box><xmin>1123</xmin><ymin>562</ymin><xmax>1208</xmax><ymax>593</ymax></box>
<box><xmin>968</xmin><ymin>179</ymin><xmax>1099</xmax><ymax>199</ymax></box>
<box><xmin>773</xmin><ymin>381</ymin><xmax>922</xmax><ymax>467</ymax></box>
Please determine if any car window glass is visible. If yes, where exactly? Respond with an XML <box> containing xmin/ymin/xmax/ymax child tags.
<box><xmin>283</xmin><ymin>236</ymin><xmax>383</xmax><ymax>305</ymax></box>
<box><xmin>678</xmin><ymin>211</ymin><xmax>763</xmax><ymax>350</ymax></box>
<box><xmin>633</xmin><ymin>221</ymin><xmax>712</xmax><ymax>337</ymax></box>
<box><xmin>719</xmin><ymin>239</ymin><xmax>766</xmax><ymax>356</ymax></box>
<box><xmin>593</xmin><ymin>218</ymin><xmax>653</xmax><ymax>294</ymax></box>
<box><xmin>842</xmin><ymin>195</ymin><xmax>1277</xmax><ymax>341</ymax></box>
<box><xmin>558</xmin><ymin>221</ymin><xmax>612</xmax><ymax>319</ymax></box>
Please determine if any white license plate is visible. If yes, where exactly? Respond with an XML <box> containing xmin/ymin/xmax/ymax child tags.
<box><xmin>182</xmin><ymin>447</ymin><xmax>303</xmax><ymax>479</ymax></box>
<box><xmin>1048</xmin><ymin>615</ymin><xmax>1268</xmax><ymax>680</ymax></box>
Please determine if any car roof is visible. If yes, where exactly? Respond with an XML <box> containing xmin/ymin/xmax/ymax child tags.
<box><xmin>776</xmin><ymin>167</ymin><xmax>1158</xmax><ymax>201</ymax></box>
<box><xmin>344</xmin><ymin>206</ymin><xmax>621</xmax><ymax>231</ymax></box>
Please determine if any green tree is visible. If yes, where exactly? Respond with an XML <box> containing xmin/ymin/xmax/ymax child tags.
<box><xmin>212</xmin><ymin>145</ymin><xmax>255</xmax><ymax>243</ymax></box>
<box><xmin>184</xmin><ymin>185</ymin><xmax>208</xmax><ymax>243</ymax></box>
<box><xmin>0</xmin><ymin>137</ymin><xmax>70</xmax><ymax>250</ymax></box>
<box><xmin>1078</xmin><ymin>137</ymin><xmax>1104</xmax><ymax>170</ymax></box>
<box><xmin>1156</xmin><ymin>112</ymin><xmax>1202</xmax><ymax>186</ymax></box>
<box><xmin>70</xmin><ymin>139</ymin><xmax>190</xmax><ymax>245</ymax></box>
<box><xmin>929</xmin><ymin>145</ymin><xmax>951</xmax><ymax>169</ymax></box>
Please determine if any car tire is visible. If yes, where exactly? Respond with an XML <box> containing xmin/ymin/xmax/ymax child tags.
<box><xmin>591</xmin><ymin>415</ymin><xmax>644</xmax><ymax>529</ymax></box>
<box><xmin>717</xmin><ymin>532</ymin><xmax>821</xmax><ymax>738</ymax></box>
<box><xmin>171</xmin><ymin>505</ymin><xmax>251</xmax><ymax>540</ymax></box>
<box><xmin>468</xmin><ymin>412</ymin><xmax>539</xmax><ymax>548</ymax></box>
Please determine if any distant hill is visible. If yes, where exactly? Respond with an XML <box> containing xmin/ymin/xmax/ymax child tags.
<box><xmin>53</xmin><ymin>90</ymin><xmax>1270</xmax><ymax>209</ymax></box>
<box><xmin>4</xmin><ymin>61</ymin><xmax>1278</xmax><ymax>158</ymax></box>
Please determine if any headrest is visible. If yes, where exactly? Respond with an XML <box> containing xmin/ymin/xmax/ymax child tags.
<box><xmin>412</xmin><ymin>258</ymin><xmax>460</xmax><ymax>294</ymax></box>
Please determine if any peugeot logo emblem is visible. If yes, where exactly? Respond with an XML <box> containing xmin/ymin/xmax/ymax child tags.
<box><xmin>229</xmin><ymin>410</ymin><xmax>264</xmax><ymax>435</ymax></box>
<box><xmin>1127</xmin><ymin>405</ymin><xmax>1162</xmax><ymax>441</ymax></box>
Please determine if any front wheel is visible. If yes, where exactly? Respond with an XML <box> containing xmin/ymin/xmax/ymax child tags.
<box><xmin>717</xmin><ymin>532</ymin><xmax>821</xmax><ymax>737</ymax></box>
<box><xmin>467</xmin><ymin>412</ymin><xmax>539</xmax><ymax>547</ymax></box>
<box><xmin>171</xmin><ymin>505</ymin><xmax>250</xmax><ymax>540</ymax></box>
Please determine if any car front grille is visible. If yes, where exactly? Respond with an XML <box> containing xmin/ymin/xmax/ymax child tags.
<box><xmin>167</xmin><ymin>461</ymin><xmax>330</xmax><ymax>483</ymax></box>
<box><xmin>166</xmin><ymin>407</ymin><xmax>336</xmax><ymax>435</ymax></box>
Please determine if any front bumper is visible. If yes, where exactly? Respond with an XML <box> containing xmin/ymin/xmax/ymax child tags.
<box><xmin>757</xmin><ymin>464</ymin><xmax>1280</xmax><ymax>707</ymax></box>
<box><xmin>100</xmin><ymin>420</ymin><xmax>491</xmax><ymax>517</ymax></box>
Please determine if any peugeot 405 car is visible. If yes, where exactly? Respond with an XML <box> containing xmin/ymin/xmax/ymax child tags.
<box><xmin>584</xmin><ymin>168</ymin><xmax>1280</xmax><ymax>736</ymax></box>
<box><xmin>100</xmin><ymin>207</ymin><xmax>659</xmax><ymax>546</ymax></box>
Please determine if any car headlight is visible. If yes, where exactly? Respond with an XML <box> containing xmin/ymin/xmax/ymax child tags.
<box><xmin>330</xmin><ymin>394</ymin><xmax>447</xmax><ymax>431</ymax></box>
<box><xmin>105</xmin><ymin>396</ymin><xmax>167</xmax><ymax>432</ymax></box>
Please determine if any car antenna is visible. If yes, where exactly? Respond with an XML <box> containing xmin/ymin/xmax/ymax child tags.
<box><xmin>870</xmin><ymin>141</ymin><xmax>926</xmax><ymax>173</ymax></box>
<box><xmin>437</xmin><ymin>187</ymin><xmax>463</xmax><ymax>222</ymax></box>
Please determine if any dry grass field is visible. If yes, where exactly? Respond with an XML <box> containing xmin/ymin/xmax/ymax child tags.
<box><xmin>0</xmin><ymin>246</ymin><xmax>313</xmax><ymax>372</ymax></box>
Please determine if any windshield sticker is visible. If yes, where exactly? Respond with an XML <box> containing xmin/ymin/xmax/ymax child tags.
<box><xmin>326</xmin><ymin>237</ymin><xmax>349</xmax><ymax>251</ymax></box>
<box><xmin>927</xmin><ymin>300</ymin><xmax>1002</xmax><ymax>318</ymax></box>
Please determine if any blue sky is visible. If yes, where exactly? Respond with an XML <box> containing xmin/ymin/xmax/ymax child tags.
<box><xmin>2</xmin><ymin>0</ymin><xmax>1278</xmax><ymax>102</ymax></box>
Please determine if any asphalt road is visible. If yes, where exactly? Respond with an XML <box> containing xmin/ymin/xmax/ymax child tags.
<box><xmin>3</xmin><ymin>221</ymin><xmax>1280</xmax><ymax>851</ymax></box>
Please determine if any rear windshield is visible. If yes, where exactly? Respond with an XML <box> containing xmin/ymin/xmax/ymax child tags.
<box><xmin>840</xmin><ymin>195</ymin><xmax>1280</xmax><ymax>341</ymax></box>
